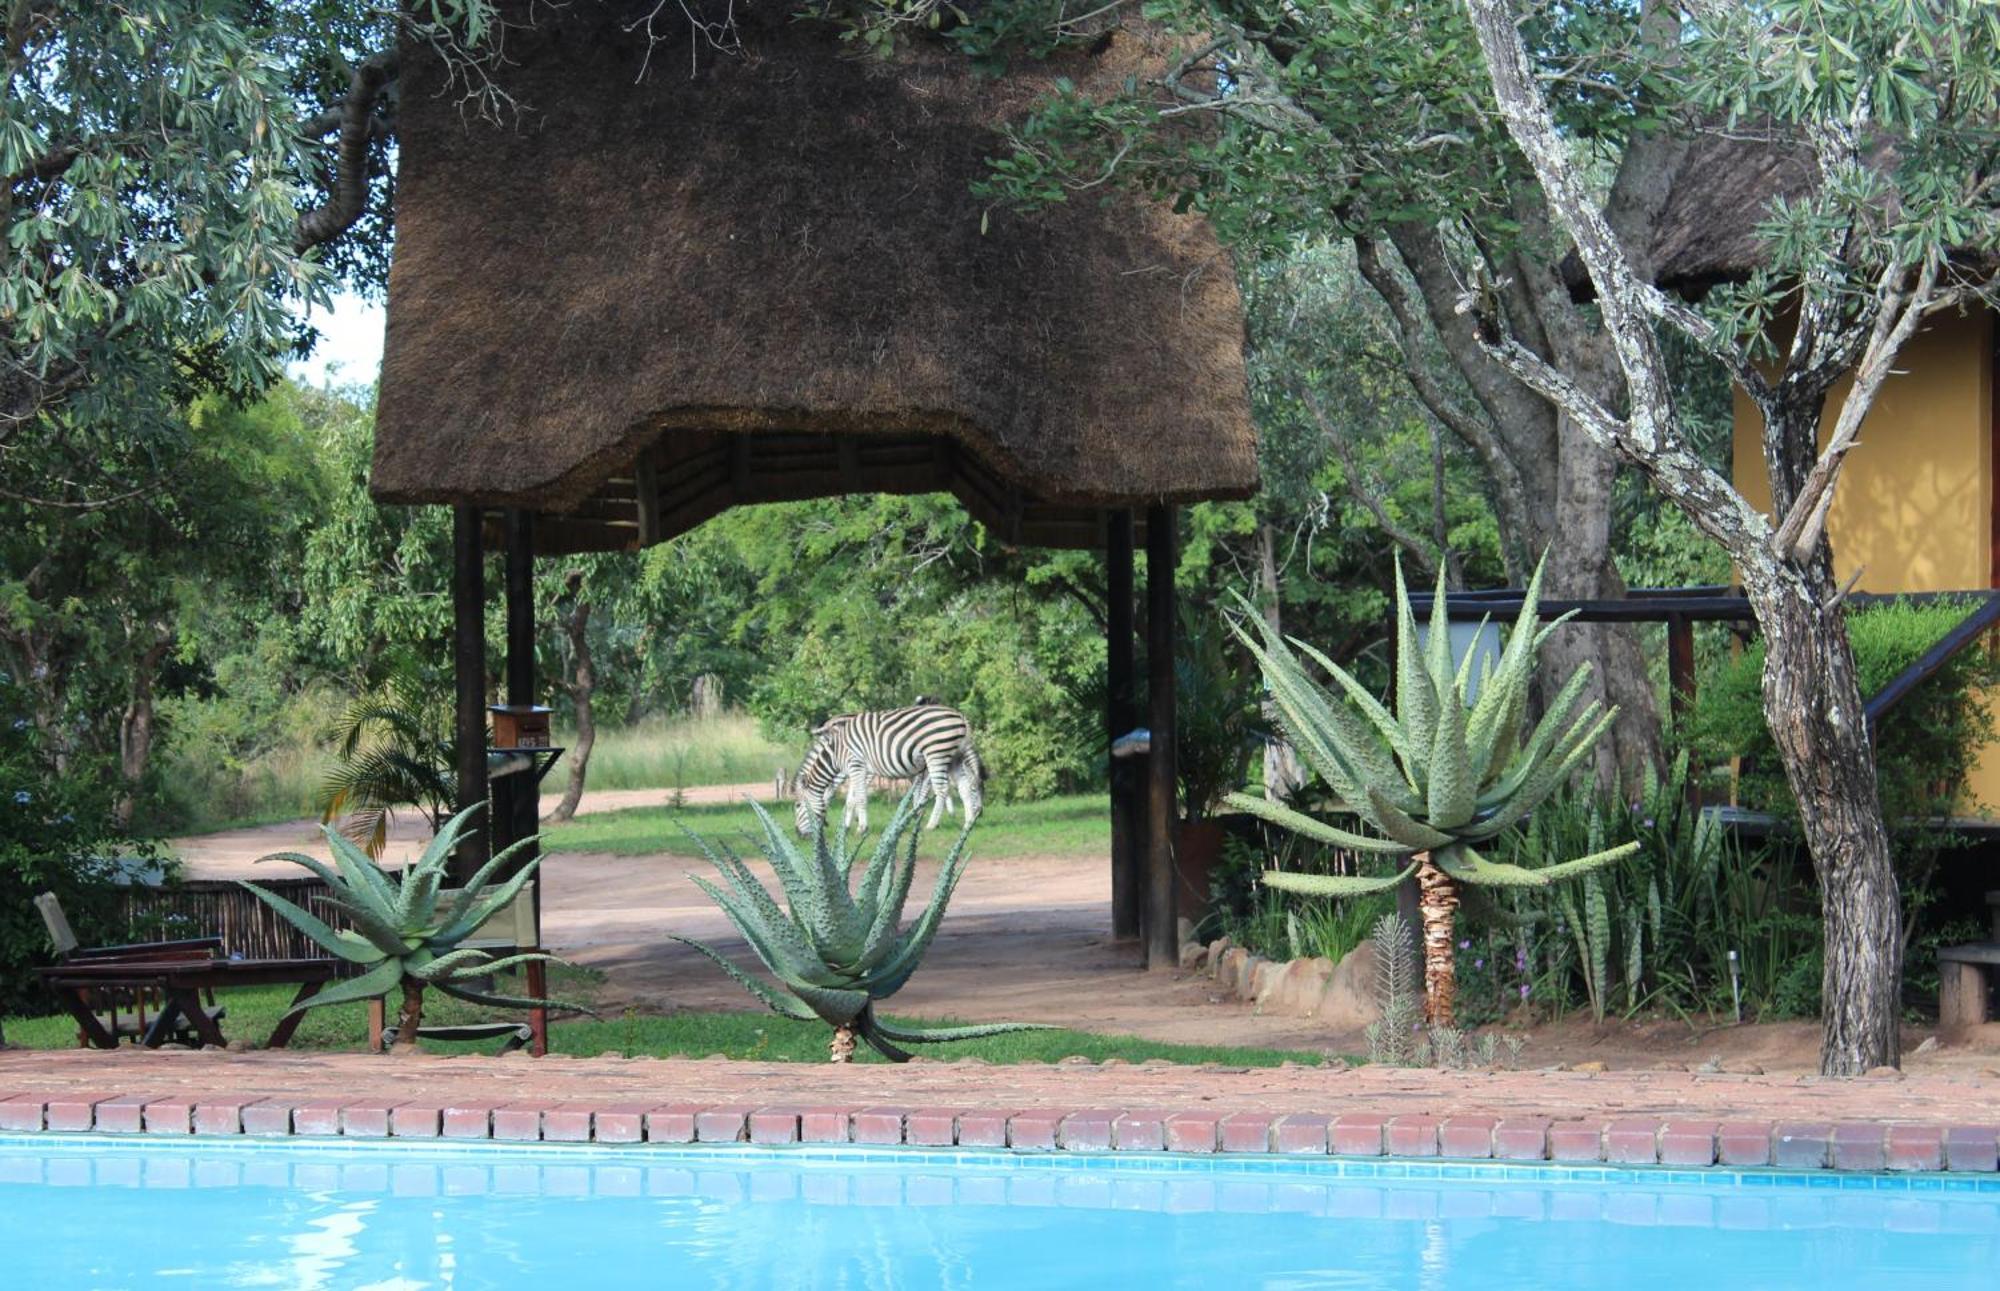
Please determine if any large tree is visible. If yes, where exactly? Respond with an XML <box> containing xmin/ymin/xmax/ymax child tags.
<box><xmin>963</xmin><ymin>0</ymin><xmax>1692</xmax><ymax>788</ymax></box>
<box><xmin>946</xmin><ymin>0</ymin><xmax>2000</xmax><ymax>1071</ymax></box>
<box><xmin>2</xmin><ymin>1</ymin><xmax>503</xmax><ymax>504</ymax></box>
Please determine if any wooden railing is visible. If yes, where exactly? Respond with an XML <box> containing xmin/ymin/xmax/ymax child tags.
<box><xmin>120</xmin><ymin>876</ymin><xmax>355</xmax><ymax>969</ymax></box>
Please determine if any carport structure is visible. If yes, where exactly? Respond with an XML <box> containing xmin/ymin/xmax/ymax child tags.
<box><xmin>369</xmin><ymin>3</ymin><xmax>1258</xmax><ymax>969</ymax></box>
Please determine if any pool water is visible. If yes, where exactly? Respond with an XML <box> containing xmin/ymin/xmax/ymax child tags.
<box><xmin>3</xmin><ymin>1137</ymin><xmax>1998</xmax><ymax>1289</ymax></box>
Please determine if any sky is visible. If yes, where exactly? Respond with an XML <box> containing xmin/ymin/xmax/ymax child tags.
<box><xmin>288</xmin><ymin>291</ymin><xmax>387</xmax><ymax>387</ymax></box>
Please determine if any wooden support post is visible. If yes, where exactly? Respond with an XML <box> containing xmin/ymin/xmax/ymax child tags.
<box><xmin>1144</xmin><ymin>504</ymin><xmax>1179</xmax><ymax>971</ymax></box>
<box><xmin>499</xmin><ymin>511</ymin><xmax>541</xmax><ymax>913</ymax></box>
<box><xmin>451</xmin><ymin>505</ymin><xmax>489</xmax><ymax>885</ymax></box>
<box><xmin>1106</xmin><ymin>510</ymin><xmax>1140</xmax><ymax>941</ymax></box>
<box><xmin>1666</xmin><ymin>612</ymin><xmax>1696</xmax><ymax>726</ymax></box>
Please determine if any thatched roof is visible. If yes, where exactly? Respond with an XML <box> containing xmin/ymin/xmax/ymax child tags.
<box><xmin>371</xmin><ymin>3</ymin><xmax>1256</xmax><ymax>552</ymax></box>
<box><xmin>1643</xmin><ymin>132</ymin><xmax>1816</xmax><ymax>292</ymax></box>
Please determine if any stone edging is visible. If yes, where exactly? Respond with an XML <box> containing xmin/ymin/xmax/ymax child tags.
<box><xmin>1</xmin><ymin>1092</ymin><xmax>1994</xmax><ymax>1172</ymax></box>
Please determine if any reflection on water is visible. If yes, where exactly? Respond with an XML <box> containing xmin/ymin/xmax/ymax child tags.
<box><xmin>3</xmin><ymin>1142</ymin><xmax>1998</xmax><ymax>1291</ymax></box>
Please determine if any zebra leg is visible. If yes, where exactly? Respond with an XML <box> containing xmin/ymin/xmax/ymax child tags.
<box><xmin>843</xmin><ymin>772</ymin><xmax>869</xmax><ymax>834</ymax></box>
<box><xmin>922</xmin><ymin>753</ymin><xmax>953</xmax><ymax>829</ymax></box>
<box><xmin>956</xmin><ymin>752</ymin><xmax>984</xmax><ymax>825</ymax></box>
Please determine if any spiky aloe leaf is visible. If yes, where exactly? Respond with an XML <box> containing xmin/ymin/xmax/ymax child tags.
<box><xmin>789</xmin><ymin>981</ymin><xmax>871</xmax><ymax>1026</ymax></box>
<box><xmin>1230</xmin><ymin>616</ymin><xmax>1376</xmax><ymax>810</ymax></box>
<box><xmin>396</xmin><ymin>866</ymin><xmax>444</xmax><ymax>930</ymax></box>
<box><xmin>1261</xmin><ymin>861</ymin><xmax>1420</xmax><ymax>897</ymax></box>
<box><xmin>1463</xmin><ymin>705</ymin><xmax>1617</xmax><ymax>841</ymax></box>
<box><xmin>429</xmin><ymin>978</ymin><xmax>595</xmax><ymax>1016</ymax></box>
<box><xmin>278</xmin><ymin>958</ymin><xmax>407</xmax><ymax>1018</ymax></box>
<box><xmin>431</xmin><ymin>850</ymin><xmax>546</xmax><ymax>945</ymax></box>
<box><xmin>324</xmin><ymin>825</ymin><xmax>403</xmax><ymax>916</ymax></box>
<box><xmin>1433</xmin><ymin>841</ymin><xmax>1638</xmax><ymax>888</ymax></box>
<box><xmin>238</xmin><ymin>880</ymin><xmax>382</xmax><ymax>963</ymax></box>
<box><xmin>1423</xmin><ymin>565</ymin><xmax>1454</xmax><ymax>701</ymax></box>
<box><xmin>689</xmin><ymin>874</ymin><xmax>847</xmax><ymax>990</ymax></box>
<box><xmin>704</xmin><ymin>845</ymin><xmax>832</xmax><ymax>980</ymax></box>
<box><xmin>1392</xmin><ymin>561</ymin><xmax>1438</xmax><ymax>780</ymax></box>
<box><xmin>1364</xmin><ymin>786</ymin><xmax>1457</xmax><ymax>851</ymax></box>
<box><xmin>1451</xmin><ymin>613</ymin><xmax>1492</xmax><ymax>701</ymax></box>
<box><xmin>866</xmin><ymin>841</ymin><xmax>974</xmax><ymax>999</ymax></box>
<box><xmin>846</xmin><ymin>822</ymin><xmax>932</xmax><ymax>976</ymax></box>
<box><xmin>435</xmin><ymin>833</ymin><xmax>542</xmax><ymax>935</ymax></box>
<box><xmin>448</xmin><ymin>951</ymin><xmax>560</xmax><ymax>979</ymax></box>
<box><xmin>1220</xmin><ymin>792</ymin><xmax>1414</xmax><ymax>855</ymax></box>
<box><xmin>1472</xmin><ymin>669</ymin><xmax>1597</xmax><ymax>814</ymax></box>
<box><xmin>406</xmin><ymin>946</ymin><xmax>493</xmax><ymax>982</ymax></box>
<box><xmin>870</xmin><ymin>1019</ymin><xmax>1051</xmax><ymax>1044</ymax></box>
<box><xmin>671</xmin><ymin>936</ymin><xmax>819</xmax><ymax>1022</ymax></box>
<box><xmin>1425</xmin><ymin>671</ymin><xmax>1475</xmax><ymax>830</ymax></box>
<box><xmin>754</xmin><ymin>799</ymin><xmax>865</xmax><ymax>952</ymax></box>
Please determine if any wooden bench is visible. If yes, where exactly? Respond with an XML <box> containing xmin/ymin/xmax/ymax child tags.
<box><xmin>1937</xmin><ymin>891</ymin><xmax>2000</xmax><ymax>1031</ymax></box>
<box><xmin>366</xmin><ymin>880</ymin><xmax>550</xmax><ymax>1055</ymax></box>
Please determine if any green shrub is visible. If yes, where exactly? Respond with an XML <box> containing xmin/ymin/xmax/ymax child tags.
<box><xmin>1685</xmin><ymin>597</ymin><xmax>1999</xmax><ymax>822</ymax></box>
<box><xmin>0</xmin><ymin>672</ymin><xmax>172</xmax><ymax>1017</ymax></box>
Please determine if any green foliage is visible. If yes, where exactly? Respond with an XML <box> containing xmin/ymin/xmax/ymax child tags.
<box><xmin>1175</xmin><ymin>608</ymin><xmax>1263</xmax><ymax>819</ymax></box>
<box><xmin>1686</xmin><ymin>598</ymin><xmax>2000</xmax><ymax>823</ymax></box>
<box><xmin>677</xmin><ymin>790</ymin><xmax>1047</xmax><ymax>1060</ymax></box>
<box><xmin>1474</xmin><ymin>756</ymin><xmax>1820</xmax><ymax>1023</ymax></box>
<box><xmin>0</xmin><ymin>670</ymin><xmax>172</xmax><ymax>1015</ymax></box>
<box><xmin>243</xmin><ymin>804</ymin><xmax>578</xmax><ymax>1024</ymax></box>
<box><xmin>1230</xmin><ymin>559</ymin><xmax>1636</xmax><ymax>895</ymax></box>
<box><xmin>317</xmin><ymin>669</ymin><xmax>457</xmax><ymax>860</ymax></box>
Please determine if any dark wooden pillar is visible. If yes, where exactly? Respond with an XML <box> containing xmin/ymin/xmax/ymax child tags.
<box><xmin>1144</xmin><ymin>503</ymin><xmax>1178</xmax><ymax>971</ymax></box>
<box><xmin>450</xmin><ymin>504</ymin><xmax>489</xmax><ymax>884</ymax></box>
<box><xmin>1107</xmin><ymin>510</ymin><xmax>1141</xmax><ymax>941</ymax></box>
<box><xmin>497</xmin><ymin>510</ymin><xmax>540</xmax><ymax>889</ymax></box>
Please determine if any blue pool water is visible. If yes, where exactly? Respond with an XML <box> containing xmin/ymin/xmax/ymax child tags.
<box><xmin>3</xmin><ymin>1137</ymin><xmax>1999</xmax><ymax>1289</ymax></box>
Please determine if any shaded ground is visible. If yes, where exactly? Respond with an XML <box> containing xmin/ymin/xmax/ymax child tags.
<box><xmin>171</xmin><ymin>794</ymin><xmax>2000</xmax><ymax>1075</ymax></box>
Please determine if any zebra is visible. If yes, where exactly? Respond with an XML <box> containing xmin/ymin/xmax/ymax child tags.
<box><xmin>792</xmin><ymin>704</ymin><xmax>984</xmax><ymax>836</ymax></box>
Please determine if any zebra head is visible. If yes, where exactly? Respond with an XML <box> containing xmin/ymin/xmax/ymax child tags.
<box><xmin>793</xmin><ymin>725</ymin><xmax>846</xmax><ymax>836</ymax></box>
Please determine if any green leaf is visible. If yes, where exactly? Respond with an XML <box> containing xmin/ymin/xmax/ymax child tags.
<box><xmin>671</xmin><ymin>936</ymin><xmax>818</xmax><ymax>1022</ymax></box>
<box><xmin>1436</xmin><ymin>841</ymin><xmax>1639</xmax><ymax>888</ymax></box>
<box><xmin>280</xmin><ymin>957</ymin><xmax>406</xmax><ymax>1018</ymax></box>
<box><xmin>1220</xmin><ymin>792</ymin><xmax>1414</xmax><ymax>854</ymax></box>
<box><xmin>237</xmin><ymin>880</ymin><xmax>380</xmax><ymax>963</ymax></box>
<box><xmin>1261</xmin><ymin>861</ymin><xmax>1420</xmax><ymax>897</ymax></box>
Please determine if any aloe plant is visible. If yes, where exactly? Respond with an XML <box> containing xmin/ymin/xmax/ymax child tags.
<box><xmin>678</xmin><ymin>790</ymin><xmax>1047</xmax><ymax>1061</ymax></box>
<box><xmin>1227</xmin><ymin>560</ymin><xmax>1637</xmax><ymax>1025</ymax></box>
<box><xmin>243</xmin><ymin>804</ymin><xmax>581</xmax><ymax>1052</ymax></box>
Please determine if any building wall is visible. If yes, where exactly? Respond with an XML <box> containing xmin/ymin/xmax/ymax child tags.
<box><xmin>1732</xmin><ymin>307</ymin><xmax>1997</xmax><ymax>810</ymax></box>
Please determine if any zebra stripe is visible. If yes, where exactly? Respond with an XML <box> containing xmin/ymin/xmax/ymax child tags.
<box><xmin>793</xmin><ymin>704</ymin><xmax>980</xmax><ymax>835</ymax></box>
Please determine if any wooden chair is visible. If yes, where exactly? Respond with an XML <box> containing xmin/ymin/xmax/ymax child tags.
<box><xmin>35</xmin><ymin>892</ymin><xmax>226</xmax><ymax>1048</ymax></box>
<box><xmin>366</xmin><ymin>880</ymin><xmax>550</xmax><ymax>1055</ymax></box>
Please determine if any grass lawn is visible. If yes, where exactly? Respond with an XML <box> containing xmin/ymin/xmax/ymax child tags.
<box><xmin>547</xmin><ymin>792</ymin><xmax>1112</xmax><ymax>861</ymax></box>
<box><xmin>3</xmin><ymin>969</ymin><xmax>1326</xmax><ymax>1067</ymax></box>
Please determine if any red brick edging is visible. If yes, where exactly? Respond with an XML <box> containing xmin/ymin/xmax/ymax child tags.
<box><xmin>0</xmin><ymin>1091</ymin><xmax>1990</xmax><ymax>1173</ymax></box>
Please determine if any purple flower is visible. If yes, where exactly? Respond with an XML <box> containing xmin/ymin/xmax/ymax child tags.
<box><xmin>1458</xmin><ymin>939</ymin><xmax>1471</xmax><ymax>951</ymax></box>
<box><xmin>1518</xmin><ymin>983</ymin><xmax>1531</xmax><ymax>1000</ymax></box>
<box><xmin>1474</xmin><ymin>958</ymin><xmax>1485</xmax><ymax>970</ymax></box>
<box><xmin>1514</xmin><ymin>947</ymin><xmax>1529</xmax><ymax>972</ymax></box>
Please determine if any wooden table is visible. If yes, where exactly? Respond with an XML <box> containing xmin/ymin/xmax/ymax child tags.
<box><xmin>36</xmin><ymin>957</ymin><xmax>340</xmax><ymax>1050</ymax></box>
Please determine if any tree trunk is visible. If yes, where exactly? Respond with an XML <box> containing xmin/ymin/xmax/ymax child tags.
<box><xmin>1256</xmin><ymin>524</ymin><xmax>1305</xmax><ymax>801</ymax></box>
<box><xmin>1746</xmin><ymin>574</ymin><xmax>1901</xmax><ymax>1074</ymax></box>
<box><xmin>1415</xmin><ymin>852</ymin><xmax>1460</xmax><ymax>1026</ymax></box>
<box><xmin>829</xmin><ymin>1023</ymin><xmax>857</xmax><ymax>1063</ymax></box>
<box><xmin>546</xmin><ymin>598</ymin><xmax>595</xmax><ymax>824</ymax></box>
<box><xmin>392</xmin><ymin>980</ymin><xmax>425</xmax><ymax>1054</ymax></box>
<box><xmin>113</xmin><ymin>635</ymin><xmax>171</xmax><ymax>830</ymax></box>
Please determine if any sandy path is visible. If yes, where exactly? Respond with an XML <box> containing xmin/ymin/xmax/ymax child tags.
<box><xmin>170</xmin><ymin>782</ymin><xmax>776</xmax><ymax>880</ymax></box>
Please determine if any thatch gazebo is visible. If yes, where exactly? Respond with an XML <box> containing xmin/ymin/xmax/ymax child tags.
<box><xmin>370</xmin><ymin>3</ymin><xmax>1258</xmax><ymax>971</ymax></box>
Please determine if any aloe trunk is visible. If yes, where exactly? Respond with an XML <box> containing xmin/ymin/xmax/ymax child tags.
<box><xmin>830</xmin><ymin>1024</ymin><xmax>857</xmax><ymax>1063</ymax></box>
<box><xmin>1414</xmin><ymin>853</ymin><xmax>1461</xmax><ymax>1025</ymax></box>
<box><xmin>394</xmin><ymin>980</ymin><xmax>425</xmax><ymax>1053</ymax></box>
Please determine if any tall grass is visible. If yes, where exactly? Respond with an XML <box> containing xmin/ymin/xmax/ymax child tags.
<box><xmin>578</xmin><ymin>712</ymin><xmax>792</xmax><ymax>792</ymax></box>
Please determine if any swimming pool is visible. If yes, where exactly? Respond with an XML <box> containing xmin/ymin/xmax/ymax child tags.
<box><xmin>3</xmin><ymin>1136</ymin><xmax>1996</xmax><ymax>1289</ymax></box>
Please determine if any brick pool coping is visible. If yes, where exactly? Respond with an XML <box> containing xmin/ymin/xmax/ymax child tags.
<box><xmin>2</xmin><ymin>1048</ymin><xmax>1998</xmax><ymax>1173</ymax></box>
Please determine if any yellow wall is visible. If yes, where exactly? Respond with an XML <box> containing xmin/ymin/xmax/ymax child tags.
<box><xmin>1732</xmin><ymin>307</ymin><xmax>1998</xmax><ymax>810</ymax></box>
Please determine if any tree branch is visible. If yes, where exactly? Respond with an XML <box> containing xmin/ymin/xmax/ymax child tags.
<box><xmin>294</xmin><ymin>49</ymin><xmax>400</xmax><ymax>252</ymax></box>
<box><xmin>1300</xmin><ymin>387</ymin><xmax>1441</xmax><ymax>579</ymax></box>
